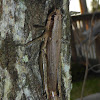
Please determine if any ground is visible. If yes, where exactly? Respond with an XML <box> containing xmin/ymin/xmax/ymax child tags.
<box><xmin>71</xmin><ymin>76</ymin><xmax>100</xmax><ymax>100</ymax></box>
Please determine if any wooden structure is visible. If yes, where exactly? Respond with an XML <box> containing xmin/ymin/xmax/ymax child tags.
<box><xmin>71</xmin><ymin>12</ymin><xmax>100</xmax><ymax>64</ymax></box>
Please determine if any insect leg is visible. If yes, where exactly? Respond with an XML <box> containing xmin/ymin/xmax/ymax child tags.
<box><xmin>39</xmin><ymin>48</ymin><xmax>44</xmax><ymax>93</ymax></box>
<box><xmin>40</xmin><ymin>36</ymin><xmax>49</xmax><ymax>99</ymax></box>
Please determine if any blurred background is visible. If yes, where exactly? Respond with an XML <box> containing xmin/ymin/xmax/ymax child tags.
<box><xmin>69</xmin><ymin>0</ymin><xmax>100</xmax><ymax>100</ymax></box>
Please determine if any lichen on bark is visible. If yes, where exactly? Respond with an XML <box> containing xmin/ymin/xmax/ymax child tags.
<box><xmin>0</xmin><ymin>33</ymin><xmax>19</xmax><ymax>99</ymax></box>
<box><xmin>0</xmin><ymin>0</ymin><xmax>71</xmax><ymax>99</ymax></box>
<box><xmin>61</xmin><ymin>0</ymin><xmax>72</xmax><ymax>100</ymax></box>
<box><xmin>0</xmin><ymin>0</ymin><xmax>30</xmax><ymax>99</ymax></box>
<box><xmin>0</xmin><ymin>0</ymin><xmax>2</xmax><ymax>20</ymax></box>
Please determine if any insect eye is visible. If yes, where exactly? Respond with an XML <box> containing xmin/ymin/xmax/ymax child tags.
<box><xmin>51</xmin><ymin>13</ymin><xmax>56</xmax><ymax>20</ymax></box>
<box><xmin>51</xmin><ymin>15</ymin><xmax>54</xmax><ymax>20</ymax></box>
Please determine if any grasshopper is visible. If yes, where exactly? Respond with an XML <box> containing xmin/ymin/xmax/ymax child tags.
<box><xmin>45</xmin><ymin>9</ymin><xmax>62</xmax><ymax>100</ymax></box>
<box><xmin>18</xmin><ymin>9</ymin><xmax>62</xmax><ymax>100</ymax></box>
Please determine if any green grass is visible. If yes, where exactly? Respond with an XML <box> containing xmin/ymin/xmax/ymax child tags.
<box><xmin>70</xmin><ymin>77</ymin><xmax>100</xmax><ymax>100</ymax></box>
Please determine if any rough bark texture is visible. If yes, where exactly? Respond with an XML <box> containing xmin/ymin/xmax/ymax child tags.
<box><xmin>0</xmin><ymin>0</ymin><xmax>71</xmax><ymax>100</ymax></box>
<box><xmin>61</xmin><ymin>0</ymin><xmax>72</xmax><ymax>100</ymax></box>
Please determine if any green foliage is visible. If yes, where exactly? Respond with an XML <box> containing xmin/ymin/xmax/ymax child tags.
<box><xmin>91</xmin><ymin>0</ymin><xmax>100</xmax><ymax>12</ymax></box>
<box><xmin>71</xmin><ymin>77</ymin><xmax>100</xmax><ymax>100</ymax></box>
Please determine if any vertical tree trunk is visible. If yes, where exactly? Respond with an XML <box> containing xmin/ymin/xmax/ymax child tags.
<box><xmin>61</xmin><ymin>0</ymin><xmax>72</xmax><ymax>100</ymax></box>
<box><xmin>79</xmin><ymin>0</ymin><xmax>88</xmax><ymax>14</ymax></box>
<box><xmin>79</xmin><ymin>0</ymin><xmax>89</xmax><ymax>30</ymax></box>
<box><xmin>0</xmin><ymin>0</ymin><xmax>71</xmax><ymax>100</ymax></box>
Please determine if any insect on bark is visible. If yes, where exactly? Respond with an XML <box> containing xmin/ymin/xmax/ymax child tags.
<box><xmin>39</xmin><ymin>9</ymin><xmax>62</xmax><ymax>100</ymax></box>
<box><xmin>46</xmin><ymin>9</ymin><xmax>62</xmax><ymax>100</ymax></box>
<box><xmin>18</xmin><ymin>8</ymin><xmax>62</xmax><ymax>100</ymax></box>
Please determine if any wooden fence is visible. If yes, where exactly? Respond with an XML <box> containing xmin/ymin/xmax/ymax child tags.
<box><xmin>71</xmin><ymin>12</ymin><xmax>100</xmax><ymax>63</ymax></box>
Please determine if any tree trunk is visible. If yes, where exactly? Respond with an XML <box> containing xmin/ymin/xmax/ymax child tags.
<box><xmin>61</xmin><ymin>0</ymin><xmax>72</xmax><ymax>100</ymax></box>
<box><xmin>0</xmin><ymin>0</ymin><xmax>71</xmax><ymax>100</ymax></box>
<box><xmin>79</xmin><ymin>0</ymin><xmax>88</xmax><ymax>14</ymax></box>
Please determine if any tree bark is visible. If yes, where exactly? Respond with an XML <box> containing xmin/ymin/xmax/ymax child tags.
<box><xmin>61</xmin><ymin>0</ymin><xmax>72</xmax><ymax>100</ymax></box>
<box><xmin>0</xmin><ymin>0</ymin><xmax>71</xmax><ymax>100</ymax></box>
